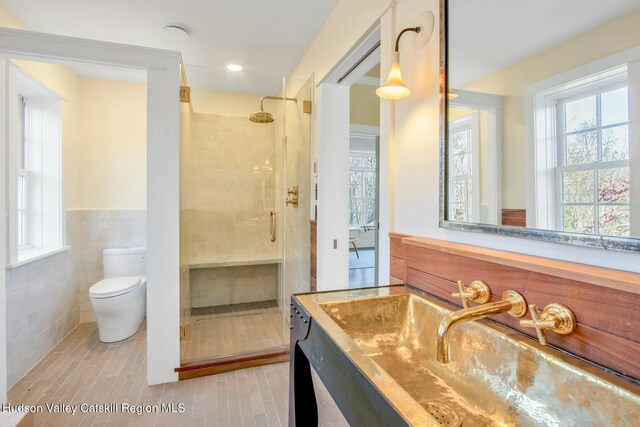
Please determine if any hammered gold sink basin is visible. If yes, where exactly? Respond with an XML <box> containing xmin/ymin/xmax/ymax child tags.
<box><xmin>311</xmin><ymin>290</ymin><xmax>640</xmax><ymax>427</ymax></box>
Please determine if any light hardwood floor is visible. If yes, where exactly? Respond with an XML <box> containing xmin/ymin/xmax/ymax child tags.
<box><xmin>8</xmin><ymin>322</ymin><xmax>347</xmax><ymax>426</ymax></box>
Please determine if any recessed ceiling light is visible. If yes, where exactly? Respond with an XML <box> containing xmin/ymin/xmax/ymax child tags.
<box><xmin>227</xmin><ymin>64</ymin><xmax>243</xmax><ymax>72</ymax></box>
<box><xmin>162</xmin><ymin>25</ymin><xmax>190</xmax><ymax>41</ymax></box>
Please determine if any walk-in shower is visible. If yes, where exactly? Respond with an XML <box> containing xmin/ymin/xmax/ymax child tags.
<box><xmin>178</xmin><ymin>65</ymin><xmax>313</xmax><ymax>376</ymax></box>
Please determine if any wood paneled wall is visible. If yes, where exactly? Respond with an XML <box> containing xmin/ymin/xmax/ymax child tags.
<box><xmin>389</xmin><ymin>233</ymin><xmax>640</xmax><ymax>379</ymax></box>
<box><xmin>310</xmin><ymin>220</ymin><xmax>317</xmax><ymax>292</ymax></box>
<box><xmin>501</xmin><ymin>209</ymin><xmax>526</xmax><ymax>227</ymax></box>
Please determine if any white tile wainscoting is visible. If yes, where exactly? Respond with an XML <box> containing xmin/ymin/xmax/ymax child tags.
<box><xmin>5</xmin><ymin>249</ymin><xmax>76</xmax><ymax>388</ymax></box>
<box><xmin>67</xmin><ymin>209</ymin><xmax>147</xmax><ymax>323</ymax></box>
<box><xmin>5</xmin><ymin>209</ymin><xmax>147</xmax><ymax>388</ymax></box>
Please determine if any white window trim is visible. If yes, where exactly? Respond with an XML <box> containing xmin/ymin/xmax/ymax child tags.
<box><xmin>5</xmin><ymin>62</ymin><xmax>65</xmax><ymax>266</ymax></box>
<box><xmin>448</xmin><ymin>113</ymin><xmax>480</xmax><ymax>223</ymax></box>
<box><xmin>6</xmin><ymin>246</ymin><xmax>70</xmax><ymax>269</ymax></box>
<box><xmin>450</xmin><ymin>90</ymin><xmax>502</xmax><ymax>224</ymax></box>
<box><xmin>526</xmin><ymin>45</ymin><xmax>640</xmax><ymax>231</ymax></box>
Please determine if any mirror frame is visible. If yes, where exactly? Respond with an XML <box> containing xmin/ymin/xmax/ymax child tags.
<box><xmin>438</xmin><ymin>0</ymin><xmax>640</xmax><ymax>252</ymax></box>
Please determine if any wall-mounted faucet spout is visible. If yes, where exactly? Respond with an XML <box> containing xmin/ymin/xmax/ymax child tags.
<box><xmin>436</xmin><ymin>290</ymin><xmax>527</xmax><ymax>363</ymax></box>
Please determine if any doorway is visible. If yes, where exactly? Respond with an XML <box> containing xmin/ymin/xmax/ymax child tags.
<box><xmin>348</xmin><ymin>64</ymin><xmax>381</xmax><ymax>288</ymax></box>
<box><xmin>348</xmin><ymin>125</ymin><xmax>380</xmax><ymax>288</ymax></box>
<box><xmin>315</xmin><ymin>26</ymin><xmax>387</xmax><ymax>292</ymax></box>
<box><xmin>0</xmin><ymin>28</ymin><xmax>181</xmax><ymax>397</ymax></box>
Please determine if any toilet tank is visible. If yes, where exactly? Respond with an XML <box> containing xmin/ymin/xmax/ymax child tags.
<box><xmin>103</xmin><ymin>247</ymin><xmax>146</xmax><ymax>278</ymax></box>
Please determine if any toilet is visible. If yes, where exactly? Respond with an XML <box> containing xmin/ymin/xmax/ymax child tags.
<box><xmin>89</xmin><ymin>247</ymin><xmax>147</xmax><ymax>343</ymax></box>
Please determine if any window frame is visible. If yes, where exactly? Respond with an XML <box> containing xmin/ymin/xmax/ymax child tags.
<box><xmin>447</xmin><ymin>113</ymin><xmax>480</xmax><ymax>223</ymax></box>
<box><xmin>5</xmin><ymin>62</ymin><xmax>65</xmax><ymax>266</ymax></box>
<box><xmin>528</xmin><ymin>64</ymin><xmax>630</xmax><ymax>231</ymax></box>
<box><xmin>555</xmin><ymin>82</ymin><xmax>630</xmax><ymax>236</ymax></box>
<box><xmin>17</xmin><ymin>96</ymin><xmax>31</xmax><ymax>250</ymax></box>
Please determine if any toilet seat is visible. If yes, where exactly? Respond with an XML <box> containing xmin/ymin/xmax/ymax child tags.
<box><xmin>90</xmin><ymin>276</ymin><xmax>142</xmax><ymax>299</ymax></box>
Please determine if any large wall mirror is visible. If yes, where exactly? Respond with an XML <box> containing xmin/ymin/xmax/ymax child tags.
<box><xmin>440</xmin><ymin>0</ymin><xmax>640</xmax><ymax>252</ymax></box>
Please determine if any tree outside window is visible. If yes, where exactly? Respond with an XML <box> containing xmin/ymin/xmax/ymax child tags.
<box><xmin>558</xmin><ymin>85</ymin><xmax>630</xmax><ymax>237</ymax></box>
<box><xmin>349</xmin><ymin>153</ymin><xmax>376</xmax><ymax>227</ymax></box>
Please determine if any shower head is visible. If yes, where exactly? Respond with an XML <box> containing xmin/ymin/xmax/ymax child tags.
<box><xmin>249</xmin><ymin>108</ymin><xmax>274</xmax><ymax>123</ymax></box>
<box><xmin>249</xmin><ymin>96</ymin><xmax>297</xmax><ymax>124</ymax></box>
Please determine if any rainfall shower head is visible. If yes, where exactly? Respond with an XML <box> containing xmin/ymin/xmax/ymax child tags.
<box><xmin>249</xmin><ymin>108</ymin><xmax>274</xmax><ymax>123</ymax></box>
<box><xmin>249</xmin><ymin>96</ymin><xmax>297</xmax><ymax>123</ymax></box>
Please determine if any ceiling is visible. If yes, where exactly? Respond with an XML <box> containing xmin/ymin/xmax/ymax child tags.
<box><xmin>449</xmin><ymin>0</ymin><xmax>640</xmax><ymax>88</ymax></box>
<box><xmin>2</xmin><ymin>0</ymin><xmax>340</xmax><ymax>95</ymax></box>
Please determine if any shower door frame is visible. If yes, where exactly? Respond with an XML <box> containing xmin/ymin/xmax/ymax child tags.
<box><xmin>0</xmin><ymin>27</ymin><xmax>182</xmax><ymax>393</ymax></box>
<box><xmin>176</xmin><ymin>78</ymin><xmax>315</xmax><ymax>380</ymax></box>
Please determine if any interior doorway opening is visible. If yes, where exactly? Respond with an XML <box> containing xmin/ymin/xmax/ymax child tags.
<box><xmin>347</xmin><ymin>63</ymin><xmax>381</xmax><ymax>289</ymax></box>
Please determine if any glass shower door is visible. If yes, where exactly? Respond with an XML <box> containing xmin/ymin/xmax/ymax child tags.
<box><xmin>178</xmin><ymin>68</ymin><xmax>312</xmax><ymax>369</ymax></box>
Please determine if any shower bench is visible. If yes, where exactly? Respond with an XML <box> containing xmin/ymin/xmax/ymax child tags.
<box><xmin>186</xmin><ymin>257</ymin><xmax>283</xmax><ymax>308</ymax></box>
<box><xmin>188</xmin><ymin>257</ymin><xmax>282</xmax><ymax>270</ymax></box>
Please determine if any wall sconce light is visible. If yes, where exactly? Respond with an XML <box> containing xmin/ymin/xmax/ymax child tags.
<box><xmin>376</xmin><ymin>11</ymin><xmax>434</xmax><ymax>100</ymax></box>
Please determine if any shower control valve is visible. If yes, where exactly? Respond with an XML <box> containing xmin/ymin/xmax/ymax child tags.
<box><xmin>286</xmin><ymin>185</ymin><xmax>299</xmax><ymax>208</ymax></box>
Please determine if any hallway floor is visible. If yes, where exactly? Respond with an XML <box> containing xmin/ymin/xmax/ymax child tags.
<box><xmin>348</xmin><ymin>248</ymin><xmax>376</xmax><ymax>288</ymax></box>
<box><xmin>8</xmin><ymin>322</ymin><xmax>347</xmax><ymax>426</ymax></box>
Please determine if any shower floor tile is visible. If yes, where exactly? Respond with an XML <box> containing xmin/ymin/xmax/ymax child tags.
<box><xmin>191</xmin><ymin>300</ymin><xmax>278</xmax><ymax>317</ymax></box>
<box><xmin>182</xmin><ymin>303</ymin><xmax>289</xmax><ymax>363</ymax></box>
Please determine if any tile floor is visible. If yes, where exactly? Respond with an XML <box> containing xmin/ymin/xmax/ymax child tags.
<box><xmin>8</xmin><ymin>322</ymin><xmax>347</xmax><ymax>426</ymax></box>
<box><xmin>182</xmin><ymin>304</ymin><xmax>288</xmax><ymax>363</ymax></box>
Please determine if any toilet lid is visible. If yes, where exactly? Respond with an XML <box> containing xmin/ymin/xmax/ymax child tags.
<box><xmin>90</xmin><ymin>276</ymin><xmax>142</xmax><ymax>299</ymax></box>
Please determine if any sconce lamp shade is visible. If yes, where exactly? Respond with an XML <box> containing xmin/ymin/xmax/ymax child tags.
<box><xmin>376</xmin><ymin>52</ymin><xmax>411</xmax><ymax>100</ymax></box>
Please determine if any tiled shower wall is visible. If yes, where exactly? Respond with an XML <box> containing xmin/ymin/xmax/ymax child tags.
<box><xmin>67</xmin><ymin>209</ymin><xmax>147</xmax><ymax>323</ymax></box>
<box><xmin>190</xmin><ymin>264</ymin><xmax>278</xmax><ymax>308</ymax></box>
<box><xmin>181</xmin><ymin>113</ymin><xmax>279</xmax><ymax>264</ymax></box>
<box><xmin>6</xmin><ymin>249</ymin><xmax>76</xmax><ymax>388</ymax></box>
<box><xmin>180</xmin><ymin>111</ymin><xmax>280</xmax><ymax>312</ymax></box>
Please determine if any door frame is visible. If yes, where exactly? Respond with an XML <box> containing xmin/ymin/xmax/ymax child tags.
<box><xmin>0</xmin><ymin>27</ymin><xmax>181</xmax><ymax>395</ymax></box>
<box><xmin>317</xmin><ymin>24</ymin><xmax>390</xmax><ymax>291</ymax></box>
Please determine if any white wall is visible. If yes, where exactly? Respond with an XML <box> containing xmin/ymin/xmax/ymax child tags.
<box><xmin>0</xmin><ymin>59</ymin><xmax>8</xmax><ymax>404</ymax></box>
<box><xmin>190</xmin><ymin>89</ymin><xmax>264</xmax><ymax>118</ymax></box>
<box><xmin>316</xmin><ymin>84</ymin><xmax>351</xmax><ymax>290</ymax></box>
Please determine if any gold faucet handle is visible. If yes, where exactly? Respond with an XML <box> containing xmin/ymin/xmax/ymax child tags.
<box><xmin>519</xmin><ymin>303</ymin><xmax>577</xmax><ymax>346</ymax></box>
<box><xmin>451</xmin><ymin>280</ymin><xmax>491</xmax><ymax>309</ymax></box>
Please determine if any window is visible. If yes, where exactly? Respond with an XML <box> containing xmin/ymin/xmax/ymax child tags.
<box><xmin>17</xmin><ymin>96</ymin><xmax>29</xmax><ymax>249</ymax></box>
<box><xmin>557</xmin><ymin>85</ymin><xmax>630</xmax><ymax>236</ymax></box>
<box><xmin>349</xmin><ymin>152</ymin><xmax>376</xmax><ymax>227</ymax></box>
<box><xmin>448</xmin><ymin>114</ymin><xmax>480</xmax><ymax>222</ymax></box>
<box><xmin>530</xmin><ymin>60</ymin><xmax>636</xmax><ymax>236</ymax></box>
<box><xmin>5</xmin><ymin>63</ymin><xmax>65</xmax><ymax>266</ymax></box>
